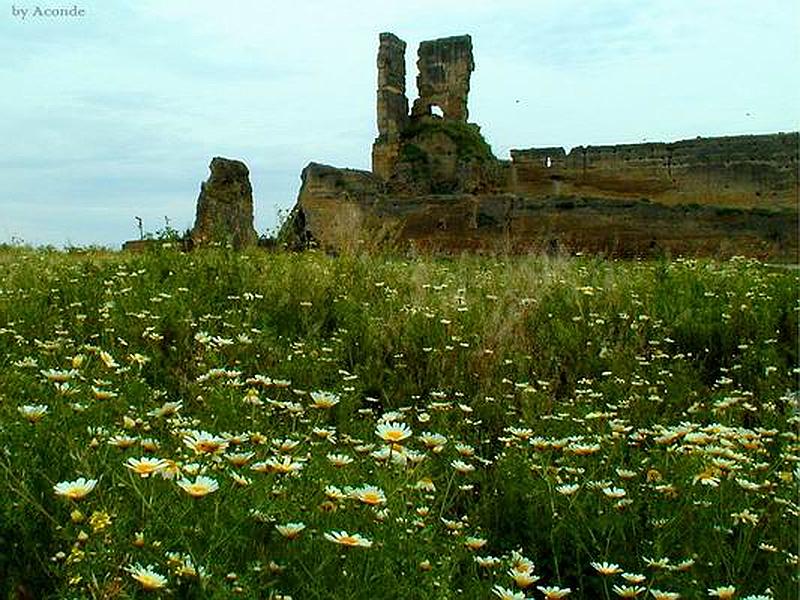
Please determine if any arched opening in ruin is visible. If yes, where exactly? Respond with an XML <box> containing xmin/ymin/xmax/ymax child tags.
<box><xmin>545</xmin><ymin>156</ymin><xmax>553</xmax><ymax>168</ymax></box>
<box><xmin>430</xmin><ymin>104</ymin><xmax>444</xmax><ymax>118</ymax></box>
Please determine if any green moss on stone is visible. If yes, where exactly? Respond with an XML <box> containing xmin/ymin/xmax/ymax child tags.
<box><xmin>401</xmin><ymin>117</ymin><xmax>496</xmax><ymax>162</ymax></box>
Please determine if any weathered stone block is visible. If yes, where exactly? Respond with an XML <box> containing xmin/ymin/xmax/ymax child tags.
<box><xmin>191</xmin><ymin>157</ymin><xmax>258</xmax><ymax>249</ymax></box>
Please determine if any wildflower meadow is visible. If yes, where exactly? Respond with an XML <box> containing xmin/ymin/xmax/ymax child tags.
<box><xmin>0</xmin><ymin>246</ymin><xmax>797</xmax><ymax>599</ymax></box>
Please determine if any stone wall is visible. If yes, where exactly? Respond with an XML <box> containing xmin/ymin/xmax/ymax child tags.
<box><xmin>370</xmin><ymin>194</ymin><xmax>798</xmax><ymax>258</ymax></box>
<box><xmin>511</xmin><ymin>132</ymin><xmax>799</xmax><ymax>208</ymax></box>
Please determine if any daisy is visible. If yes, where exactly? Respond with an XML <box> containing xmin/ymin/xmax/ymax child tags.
<box><xmin>508</xmin><ymin>427</ymin><xmax>535</xmax><ymax>440</ymax></box>
<box><xmin>350</xmin><ymin>485</ymin><xmax>387</xmax><ymax>506</ymax></box>
<box><xmin>441</xmin><ymin>517</ymin><xmax>465</xmax><ymax>533</ymax></box>
<box><xmin>324</xmin><ymin>485</ymin><xmax>348</xmax><ymax>500</ymax></box>
<box><xmin>310</xmin><ymin>391</ymin><xmax>340</xmax><ymax>409</ymax></box>
<box><xmin>651</xmin><ymin>591</ymin><xmax>681</xmax><ymax>600</ymax></box>
<box><xmin>148</xmin><ymin>401</ymin><xmax>182</xmax><ymax>418</ymax></box>
<box><xmin>556</xmin><ymin>483</ymin><xmax>580</xmax><ymax>496</ymax></box>
<box><xmin>225</xmin><ymin>452</ymin><xmax>255</xmax><ymax>467</ymax></box>
<box><xmin>510</xmin><ymin>552</ymin><xmax>535</xmax><ymax>574</ymax></box>
<box><xmin>707</xmin><ymin>587</ymin><xmax>736</xmax><ymax>599</ymax></box>
<box><xmin>492</xmin><ymin>585</ymin><xmax>527</xmax><ymax>600</ymax></box>
<box><xmin>91</xmin><ymin>386</ymin><xmax>118</xmax><ymax>400</ymax></box>
<box><xmin>602</xmin><ymin>487</ymin><xmax>627</xmax><ymax>499</ymax></box>
<box><xmin>455</xmin><ymin>442</ymin><xmax>475</xmax><ymax>456</ymax></box>
<box><xmin>643</xmin><ymin>557</ymin><xmax>671</xmax><ymax>569</ymax></box>
<box><xmin>183</xmin><ymin>430</ymin><xmax>228</xmax><ymax>455</ymax></box>
<box><xmin>41</xmin><ymin>368</ymin><xmax>78</xmax><ymax>382</ymax></box>
<box><xmin>140</xmin><ymin>438</ymin><xmax>160</xmax><ymax>453</ymax></box>
<box><xmin>405</xmin><ymin>448</ymin><xmax>426</xmax><ymax>465</ymax></box>
<box><xmin>566</xmin><ymin>443</ymin><xmax>601</xmax><ymax>456</ymax></box>
<box><xmin>262</xmin><ymin>455</ymin><xmax>305</xmax><ymax>474</ymax></box>
<box><xmin>371</xmin><ymin>445</ymin><xmax>409</xmax><ymax>466</ymax></box>
<box><xmin>167</xmin><ymin>552</ymin><xmax>206</xmax><ymax>579</ymax></box>
<box><xmin>327</xmin><ymin>453</ymin><xmax>354</xmax><ymax>467</ymax></box>
<box><xmin>54</xmin><ymin>477</ymin><xmax>97</xmax><ymax>500</ymax></box>
<box><xmin>451</xmin><ymin>459</ymin><xmax>475</xmax><ymax>474</ymax></box>
<box><xmin>414</xmin><ymin>477</ymin><xmax>436</xmax><ymax>492</ymax></box>
<box><xmin>311</xmin><ymin>430</ymin><xmax>338</xmax><ymax>447</ymax></box>
<box><xmin>613</xmin><ymin>585</ymin><xmax>646</xmax><ymax>598</ymax></box>
<box><xmin>592</xmin><ymin>562</ymin><xmax>623</xmax><ymax>575</ymax></box>
<box><xmin>418</xmin><ymin>432</ymin><xmax>448</xmax><ymax>450</ymax></box>
<box><xmin>158</xmin><ymin>459</ymin><xmax>180</xmax><ymax>480</ymax></box>
<box><xmin>538</xmin><ymin>586</ymin><xmax>572</xmax><ymax>598</ymax></box>
<box><xmin>177</xmin><ymin>475</ymin><xmax>219</xmax><ymax>498</ymax></box>
<box><xmin>693</xmin><ymin>470</ymin><xmax>721</xmax><ymax>487</ymax></box>
<box><xmin>475</xmin><ymin>555</ymin><xmax>502</xmax><ymax>568</ymax></box>
<box><xmin>17</xmin><ymin>404</ymin><xmax>48</xmax><ymax>423</ymax></box>
<box><xmin>672</xmin><ymin>558</ymin><xmax>694</xmax><ymax>572</ymax></box>
<box><xmin>463</xmin><ymin>536</ymin><xmax>488</xmax><ymax>551</ymax></box>
<box><xmin>323</xmin><ymin>530</ymin><xmax>372</xmax><ymax>548</ymax></box>
<box><xmin>376</xmin><ymin>421</ymin><xmax>412</xmax><ymax>443</ymax></box>
<box><xmin>273</xmin><ymin>438</ymin><xmax>301</xmax><ymax>453</ymax></box>
<box><xmin>126</xmin><ymin>563</ymin><xmax>167</xmax><ymax>591</ymax></box>
<box><xmin>125</xmin><ymin>457</ymin><xmax>170</xmax><ymax>478</ymax></box>
<box><xmin>99</xmin><ymin>351</ymin><xmax>119</xmax><ymax>369</ymax></box>
<box><xmin>510</xmin><ymin>568</ymin><xmax>540</xmax><ymax>588</ymax></box>
<box><xmin>229</xmin><ymin>471</ymin><xmax>252</xmax><ymax>487</ymax></box>
<box><xmin>275</xmin><ymin>522</ymin><xmax>306</xmax><ymax>540</ymax></box>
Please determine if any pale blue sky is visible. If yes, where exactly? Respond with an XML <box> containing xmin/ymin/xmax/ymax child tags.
<box><xmin>1</xmin><ymin>0</ymin><xmax>797</xmax><ymax>246</ymax></box>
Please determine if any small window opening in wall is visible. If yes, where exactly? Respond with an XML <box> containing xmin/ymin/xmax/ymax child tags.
<box><xmin>431</xmin><ymin>104</ymin><xmax>444</xmax><ymax>118</ymax></box>
<box><xmin>545</xmin><ymin>156</ymin><xmax>553</xmax><ymax>168</ymax></box>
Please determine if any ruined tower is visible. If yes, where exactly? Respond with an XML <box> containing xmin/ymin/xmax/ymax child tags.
<box><xmin>411</xmin><ymin>35</ymin><xmax>474</xmax><ymax>121</ymax></box>
<box><xmin>372</xmin><ymin>32</ymin><xmax>476</xmax><ymax>180</ymax></box>
<box><xmin>372</xmin><ymin>32</ymin><xmax>409</xmax><ymax>180</ymax></box>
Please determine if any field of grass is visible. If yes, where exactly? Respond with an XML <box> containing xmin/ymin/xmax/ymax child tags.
<box><xmin>0</xmin><ymin>246</ymin><xmax>797</xmax><ymax>599</ymax></box>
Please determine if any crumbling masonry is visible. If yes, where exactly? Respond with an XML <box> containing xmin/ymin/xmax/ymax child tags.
<box><xmin>280</xmin><ymin>31</ymin><xmax>798</xmax><ymax>259</ymax></box>
<box><xmin>372</xmin><ymin>33</ymin><xmax>474</xmax><ymax>179</ymax></box>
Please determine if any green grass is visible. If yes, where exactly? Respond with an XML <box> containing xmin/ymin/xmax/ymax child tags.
<box><xmin>0</xmin><ymin>246</ymin><xmax>797</xmax><ymax>599</ymax></box>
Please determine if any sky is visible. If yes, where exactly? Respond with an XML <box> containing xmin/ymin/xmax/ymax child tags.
<box><xmin>1</xmin><ymin>0</ymin><xmax>798</xmax><ymax>247</ymax></box>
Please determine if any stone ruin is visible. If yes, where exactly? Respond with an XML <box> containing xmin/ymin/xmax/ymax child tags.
<box><xmin>279</xmin><ymin>31</ymin><xmax>798</xmax><ymax>259</ymax></box>
<box><xmin>121</xmin><ymin>31</ymin><xmax>797</xmax><ymax>259</ymax></box>
<box><xmin>412</xmin><ymin>35</ymin><xmax>475</xmax><ymax>121</ymax></box>
<box><xmin>372</xmin><ymin>33</ymin><xmax>476</xmax><ymax>181</ymax></box>
<box><xmin>191</xmin><ymin>157</ymin><xmax>258</xmax><ymax>250</ymax></box>
<box><xmin>123</xmin><ymin>156</ymin><xmax>257</xmax><ymax>251</ymax></box>
<box><xmin>371</xmin><ymin>33</ymin><xmax>408</xmax><ymax>181</ymax></box>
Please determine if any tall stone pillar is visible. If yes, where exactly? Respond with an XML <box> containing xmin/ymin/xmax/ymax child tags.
<box><xmin>191</xmin><ymin>157</ymin><xmax>258</xmax><ymax>249</ymax></box>
<box><xmin>372</xmin><ymin>32</ymin><xmax>408</xmax><ymax>180</ymax></box>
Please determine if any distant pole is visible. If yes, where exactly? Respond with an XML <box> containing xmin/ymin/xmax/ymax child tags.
<box><xmin>135</xmin><ymin>217</ymin><xmax>143</xmax><ymax>240</ymax></box>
